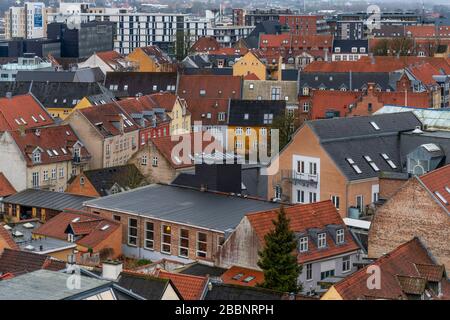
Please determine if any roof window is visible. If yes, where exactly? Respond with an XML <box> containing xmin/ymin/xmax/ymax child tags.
<box><xmin>370</xmin><ymin>121</ymin><xmax>380</xmax><ymax>130</ymax></box>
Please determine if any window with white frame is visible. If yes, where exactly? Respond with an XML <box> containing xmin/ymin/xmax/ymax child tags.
<box><xmin>218</xmin><ymin>112</ymin><xmax>226</xmax><ymax>121</ymax></box>
<box><xmin>179</xmin><ymin>229</ymin><xmax>189</xmax><ymax>258</ymax></box>
<box><xmin>260</xmin><ymin>128</ymin><xmax>267</xmax><ymax>136</ymax></box>
<box><xmin>128</xmin><ymin>218</ymin><xmax>138</xmax><ymax>246</ymax></box>
<box><xmin>59</xmin><ymin>167</ymin><xmax>64</xmax><ymax>179</ymax></box>
<box><xmin>306</xmin><ymin>263</ymin><xmax>313</xmax><ymax>281</ymax></box>
<box><xmin>342</xmin><ymin>255</ymin><xmax>351</xmax><ymax>272</ymax></box>
<box><xmin>235</xmin><ymin>127</ymin><xmax>243</xmax><ymax>136</ymax></box>
<box><xmin>271</xmin><ymin>87</ymin><xmax>281</xmax><ymax>100</ymax></box>
<box><xmin>303</xmin><ymin>102</ymin><xmax>309</xmax><ymax>112</ymax></box>
<box><xmin>152</xmin><ymin>156</ymin><xmax>158</xmax><ymax>167</ymax></box>
<box><xmin>161</xmin><ymin>225</ymin><xmax>172</xmax><ymax>254</ymax></box>
<box><xmin>246</xmin><ymin>127</ymin><xmax>252</xmax><ymax>136</ymax></box>
<box><xmin>309</xmin><ymin>162</ymin><xmax>317</xmax><ymax>175</ymax></box>
<box><xmin>141</xmin><ymin>154</ymin><xmax>148</xmax><ymax>165</ymax></box>
<box><xmin>331</xmin><ymin>195</ymin><xmax>340</xmax><ymax>209</ymax></box>
<box><xmin>32</xmin><ymin>172</ymin><xmax>39</xmax><ymax>188</ymax></box>
<box><xmin>32</xmin><ymin>151</ymin><xmax>41</xmax><ymax>164</ymax></box>
<box><xmin>317</xmin><ymin>233</ymin><xmax>326</xmax><ymax>248</ymax></box>
<box><xmin>302</xmin><ymin>87</ymin><xmax>309</xmax><ymax>96</ymax></box>
<box><xmin>336</xmin><ymin>229</ymin><xmax>345</xmax><ymax>244</ymax></box>
<box><xmin>51</xmin><ymin>169</ymin><xmax>56</xmax><ymax>180</ymax></box>
<box><xmin>299</xmin><ymin>237</ymin><xmax>308</xmax><ymax>252</ymax></box>
<box><xmin>144</xmin><ymin>222</ymin><xmax>154</xmax><ymax>250</ymax></box>
<box><xmin>43</xmin><ymin>170</ymin><xmax>49</xmax><ymax>181</ymax></box>
<box><xmin>197</xmin><ymin>232</ymin><xmax>207</xmax><ymax>258</ymax></box>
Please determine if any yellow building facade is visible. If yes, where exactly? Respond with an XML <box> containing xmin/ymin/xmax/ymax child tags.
<box><xmin>232</xmin><ymin>52</ymin><xmax>267</xmax><ymax>80</ymax></box>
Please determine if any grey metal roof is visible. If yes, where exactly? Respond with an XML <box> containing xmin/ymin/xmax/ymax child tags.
<box><xmin>0</xmin><ymin>269</ymin><xmax>112</xmax><ymax>300</ymax></box>
<box><xmin>84</xmin><ymin>184</ymin><xmax>279</xmax><ymax>232</ymax></box>
<box><xmin>308</xmin><ymin>112</ymin><xmax>422</xmax><ymax>181</ymax></box>
<box><xmin>4</xmin><ymin>189</ymin><xmax>94</xmax><ymax>211</ymax></box>
<box><xmin>299</xmin><ymin>71</ymin><xmax>393</xmax><ymax>91</ymax></box>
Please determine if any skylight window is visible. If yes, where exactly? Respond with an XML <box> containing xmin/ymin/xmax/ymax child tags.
<box><xmin>370</xmin><ymin>121</ymin><xmax>380</xmax><ymax>130</ymax></box>
<box><xmin>47</xmin><ymin>150</ymin><xmax>53</xmax><ymax>157</ymax></box>
<box><xmin>61</xmin><ymin>148</ymin><xmax>67</xmax><ymax>155</ymax></box>
<box><xmin>346</xmin><ymin>158</ymin><xmax>362</xmax><ymax>174</ymax></box>
<box><xmin>72</xmin><ymin>217</ymin><xmax>80</xmax><ymax>223</ymax></box>
<box><xmin>39</xmin><ymin>115</ymin><xmax>46</xmax><ymax>121</ymax></box>
<box><xmin>446</xmin><ymin>186</ymin><xmax>450</xmax><ymax>194</ymax></box>
<box><xmin>66</xmin><ymin>131</ymin><xmax>71</xmax><ymax>136</ymax></box>
<box><xmin>243</xmin><ymin>276</ymin><xmax>255</xmax><ymax>283</ymax></box>
<box><xmin>364</xmin><ymin>155</ymin><xmax>380</xmax><ymax>172</ymax></box>
<box><xmin>52</xmin><ymin>149</ymin><xmax>59</xmax><ymax>156</ymax></box>
<box><xmin>20</xmin><ymin>118</ymin><xmax>27</xmax><ymax>124</ymax></box>
<box><xmin>31</xmin><ymin>116</ymin><xmax>38</xmax><ymax>123</ymax></box>
<box><xmin>434</xmin><ymin>191</ymin><xmax>448</xmax><ymax>205</ymax></box>
<box><xmin>381</xmin><ymin>153</ymin><xmax>397</xmax><ymax>169</ymax></box>
<box><xmin>15</xmin><ymin>119</ymin><xmax>21</xmax><ymax>125</ymax></box>
<box><xmin>101</xmin><ymin>225</ymin><xmax>110</xmax><ymax>231</ymax></box>
<box><xmin>232</xmin><ymin>273</ymin><xmax>244</xmax><ymax>280</ymax></box>
<box><xmin>422</xmin><ymin>143</ymin><xmax>440</xmax><ymax>152</ymax></box>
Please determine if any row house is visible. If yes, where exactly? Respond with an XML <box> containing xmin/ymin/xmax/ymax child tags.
<box><xmin>0</xmin><ymin>124</ymin><xmax>90</xmax><ymax>192</ymax></box>
<box><xmin>266</xmin><ymin>112</ymin><xmax>423</xmax><ymax>217</ymax></box>
<box><xmin>177</xmin><ymin>74</ymin><xmax>242</xmax><ymax>101</ymax></box>
<box><xmin>217</xmin><ymin>201</ymin><xmax>361</xmax><ymax>296</ymax></box>
<box><xmin>369</xmin><ymin>164</ymin><xmax>450</xmax><ymax>271</ymax></box>
<box><xmin>259</xmin><ymin>34</ymin><xmax>333</xmax><ymax>68</ymax></box>
<box><xmin>83</xmin><ymin>184</ymin><xmax>279</xmax><ymax>264</ymax></box>
<box><xmin>65</xmin><ymin>103</ymin><xmax>140</xmax><ymax>170</ymax></box>
<box><xmin>232</xmin><ymin>50</ymin><xmax>283</xmax><ymax>81</ymax></box>
<box><xmin>322</xmin><ymin>238</ymin><xmax>449</xmax><ymax>300</ymax></box>
<box><xmin>227</xmin><ymin>99</ymin><xmax>286</xmax><ymax>157</ymax></box>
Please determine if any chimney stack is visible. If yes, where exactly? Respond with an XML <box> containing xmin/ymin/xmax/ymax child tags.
<box><xmin>102</xmin><ymin>260</ymin><xmax>123</xmax><ymax>281</ymax></box>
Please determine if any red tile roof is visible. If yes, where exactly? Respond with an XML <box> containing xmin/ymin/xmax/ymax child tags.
<box><xmin>79</xmin><ymin>103</ymin><xmax>139</xmax><ymax>137</ymax></box>
<box><xmin>191</xmin><ymin>37</ymin><xmax>221</xmax><ymax>53</ymax></box>
<box><xmin>244</xmin><ymin>73</ymin><xmax>260</xmax><ymax>80</ymax></box>
<box><xmin>151</xmin><ymin>132</ymin><xmax>218</xmax><ymax>169</ymax></box>
<box><xmin>304</xmin><ymin>56</ymin><xmax>450</xmax><ymax>73</ymax></box>
<box><xmin>0</xmin><ymin>224</ymin><xmax>19</xmax><ymax>251</ymax></box>
<box><xmin>96</xmin><ymin>51</ymin><xmax>126</xmax><ymax>69</ymax></box>
<box><xmin>333</xmin><ymin>238</ymin><xmax>448</xmax><ymax>300</ymax></box>
<box><xmin>408</xmin><ymin>62</ymin><xmax>442</xmax><ymax>87</ymax></box>
<box><xmin>221</xmin><ymin>266</ymin><xmax>264</xmax><ymax>287</ymax></box>
<box><xmin>156</xmin><ymin>269</ymin><xmax>208</xmax><ymax>300</ymax></box>
<box><xmin>33</xmin><ymin>210</ymin><xmax>120</xmax><ymax>249</ymax></box>
<box><xmin>207</xmin><ymin>48</ymin><xmax>248</xmax><ymax>56</ymax></box>
<box><xmin>0</xmin><ymin>248</ymin><xmax>66</xmax><ymax>274</ymax></box>
<box><xmin>0</xmin><ymin>173</ymin><xmax>16</xmax><ymax>197</ymax></box>
<box><xmin>246</xmin><ymin>201</ymin><xmax>360</xmax><ymax>264</ymax></box>
<box><xmin>9</xmin><ymin>124</ymin><xmax>90</xmax><ymax>166</ymax></box>
<box><xmin>418</xmin><ymin>164</ymin><xmax>450</xmax><ymax>212</ymax></box>
<box><xmin>178</xmin><ymin>75</ymin><xmax>242</xmax><ymax>100</ymax></box>
<box><xmin>310</xmin><ymin>90</ymin><xmax>361</xmax><ymax>119</ymax></box>
<box><xmin>260</xmin><ymin>34</ymin><xmax>333</xmax><ymax>49</ymax></box>
<box><xmin>405</xmin><ymin>25</ymin><xmax>450</xmax><ymax>38</ymax></box>
<box><xmin>0</xmin><ymin>94</ymin><xmax>54</xmax><ymax>132</ymax></box>
<box><xmin>377</xmin><ymin>91</ymin><xmax>430</xmax><ymax>108</ymax></box>
<box><xmin>185</xmin><ymin>98</ymin><xmax>229</xmax><ymax>126</ymax></box>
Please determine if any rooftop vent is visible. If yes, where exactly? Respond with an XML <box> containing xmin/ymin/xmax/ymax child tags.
<box><xmin>23</xmin><ymin>223</ymin><xmax>34</xmax><ymax>229</ymax></box>
<box><xmin>412</xmin><ymin>126</ymin><xmax>423</xmax><ymax>134</ymax></box>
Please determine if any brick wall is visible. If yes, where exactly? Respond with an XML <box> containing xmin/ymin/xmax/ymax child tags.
<box><xmin>379</xmin><ymin>177</ymin><xmax>408</xmax><ymax>200</ymax></box>
<box><xmin>368</xmin><ymin>178</ymin><xmax>450</xmax><ymax>270</ymax></box>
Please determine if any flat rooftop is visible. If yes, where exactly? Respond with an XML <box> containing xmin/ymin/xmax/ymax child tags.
<box><xmin>85</xmin><ymin>184</ymin><xmax>280</xmax><ymax>232</ymax></box>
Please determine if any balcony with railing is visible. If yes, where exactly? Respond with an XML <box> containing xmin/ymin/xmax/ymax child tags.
<box><xmin>281</xmin><ymin>169</ymin><xmax>319</xmax><ymax>188</ymax></box>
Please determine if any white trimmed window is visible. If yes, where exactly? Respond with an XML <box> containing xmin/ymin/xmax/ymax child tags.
<box><xmin>161</xmin><ymin>225</ymin><xmax>172</xmax><ymax>254</ymax></box>
<box><xmin>318</xmin><ymin>233</ymin><xmax>326</xmax><ymax>248</ymax></box>
<box><xmin>336</xmin><ymin>229</ymin><xmax>345</xmax><ymax>244</ymax></box>
<box><xmin>128</xmin><ymin>218</ymin><xmax>138</xmax><ymax>246</ymax></box>
<box><xmin>179</xmin><ymin>229</ymin><xmax>189</xmax><ymax>258</ymax></box>
<box><xmin>197</xmin><ymin>232</ymin><xmax>207</xmax><ymax>258</ymax></box>
<box><xmin>144</xmin><ymin>222</ymin><xmax>154</xmax><ymax>250</ymax></box>
<box><xmin>299</xmin><ymin>237</ymin><xmax>308</xmax><ymax>252</ymax></box>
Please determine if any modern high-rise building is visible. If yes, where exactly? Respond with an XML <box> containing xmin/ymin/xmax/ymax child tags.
<box><xmin>4</xmin><ymin>2</ymin><xmax>49</xmax><ymax>40</ymax></box>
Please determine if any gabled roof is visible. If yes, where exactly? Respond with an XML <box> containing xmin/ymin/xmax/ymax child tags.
<box><xmin>304</xmin><ymin>56</ymin><xmax>450</xmax><ymax>73</ymax></box>
<box><xmin>104</xmin><ymin>72</ymin><xmax>177</xmax><ymax>98</ymax></box>
<box><xmin>156</xmin><ymin>269</ymin><xmax>208</xmax><ymax>300</ymax></box>
<box><xmin>0</xmin><ymin>224</ymin><xmax>19</xmax><ymax>251</ymax></box>
<box><xmin>0</xmin><ymin>173</ymin><xmax>16</xmax><ymax>197</ymax></box>
<box><xmin>418</xmin><ymin>164</ymin><xmax>450</xmax><ymax>213</ymax></box>
<box><xmin>95</xmin><ymin>51</ymin><xmax>127</xmax><ymax>70</ymax></box>
<box><xmin>9</xmin><ymin>124</ymin><xmax>90</xmax><ymax>166</ymax></box>
<box><xmin>137</xmin><ymin>46</ymin><xmax>172</xmax><ymax>65</ymax></box>
<box><xmin>81</xmin><ymin>164</ymin><xmax>145</xmax><ymax>197</ymax></box>
<box><xmin>246</xmin><ymin>201</ymin><xmax>360</xmax><ymax>263</ymax></box>
<box><xmin>177</xmin><ymin>75</ymin><xmax>242</xmax><ymax>100</ymax></box>
<box><xmin>332</xmin><ymin>238</ymin><xmax>448</xmax><ymax>300</ymax></box>
<box><xmin>221</xmin><ymin>266</ymin><xmax>264</xmax><ymax>287</ymax></box>
<box><xmin>0</xmin><ymin>248</ymin><xmax>65</xmax><ymax>275</ymax></box>
<box><xmin>185</xmin><ymin>98</ymin><xmax>229</xmax><ymax>125</ymax></box>
<box><xmin>85</xmin><ymin>184</ymin><xmax>279</xmax><ymax>233</ymax></box>
<box><xmin>228</xmin><ymin>99</ymin><xmax>286</xmax><ymax>126</ymax></box>
<box><xmin>33</xmin><ymin>210</ymin><xmax>120</xmax><ymax>249</ymax></box>
<box><xmin>260</xmin><ymin>34</ymin><xmax>332</xmax><ymax>49</ymax></box>
<box><xmin>3</xmin><ymin>189</ymin><xmax>93</xmax><ymax>211</ymax></box>
<box><xmin>117</xmin><ymin>271</ymin><xmax>181</xmax><ymax>300</ymax></box>
<box><xmin>310</xmin><ymin>90</ymin><xmax>361</xmax><ymax>119</ymax></box>
<box><xmin>332</xmin><ymin>39</ymin><xmax>369</xmax><ymax>53</ymax></box>
<box><xmin>408</xmin><ymin>63</ymin><xmax>442</xmax><ymax>87</ymax></box>
<box><xmin>0</xmin><ymin>94</ymin><xmax>54</xmax><ymax>132</ymax></box>
<box><xmin>190</xmin><ymin>37</ymin><xmax>221</xmax><ymax>53</ymax></box>
<box><xmin>307</xmin><ymin>112</ymin><xmax>422</xmax><ymax>181</ymax></box>
<box><xmin>79</xmin><ymin>103</ymin><xmax>139</xmax><ymax>137</ymax></box>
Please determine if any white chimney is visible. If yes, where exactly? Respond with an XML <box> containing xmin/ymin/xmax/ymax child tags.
<box><xmin>102</xmin><ymin>260</ymin><xmax>123</xmax><ymax>281</ymax></box>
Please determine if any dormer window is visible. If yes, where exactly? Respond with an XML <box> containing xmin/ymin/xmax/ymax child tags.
<box><xmin>336</xmin><ymin>229</ymin><xmax>345</xmax><ymax>244</ymax></box>
<box><xmin>67</xmin><ymin>233</ymin><xmax>74</xmax><ymax>242</ymax></box>
<box><xmin>335</xmin><ymin>47</ymin><xmax>341</xmax><ymax>53</ymax></box>
<box><xmin>32</xmin><ymin>151</ymin><xmax>41</xmax><ymax>164</ymax></box>
<box><xmin>299</xmin><ymin>237</ymin><xmax>308</xmax><ymax>252</ymax></box>
<box><xmin>317</xmin><ymin>233</ymin><xmax>326</xmax><ymax>248</ymax></box>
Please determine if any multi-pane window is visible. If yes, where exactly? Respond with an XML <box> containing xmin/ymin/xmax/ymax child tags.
<box><xmin>303</xmin><ymin>102</ymin><xmax>309</xmax><ymax>112</ymax></box>
<box><xmin>33</xmin><ymin>151</ymin><xmax>41</xmax><ymax>163</ymax></box>
<box><xmin>321</xmin><ymin>269</ymin><xmax>335</xmax><ymax>280</ymax></box>
<box><xmin>297</xmin><ymin>160</ymin><xmax>305</xmax><ymax>173</ymax></box>
<box><xmin>356</xmin><ymin>195</ymin><xmax>364</xmax><ymax>213</ymax></box>
<box><xmin>197</xmin><ymin>232</ymin><xmax>207</xmax><ymax>258</ymax></box>
<box><xmin>51</xmin><ymin>169</ymin><xmax>56</xmax><ymax>180</ymax></box>
<box><xmin>306</xmin><ymin>263</ymin><xmax>313</xmax><ymax>281</ymax></box>
<box><xmin>152</xmin><ymin>156</ymin><xmax>158</xmax><ymax>167</ymax></box>
<box><xmin>309</xmin><ymin>162</ymin><xmax>317</xmax><ymax>175</ymax></box>
<box><xmin>299</xmin><ymin>237</ymin><xmax>308</xmax><ymax>252</ymax></box>
<box><xmin>43</xmin><ymin>170</ymin><xmax>49</xmax><ymax>181</ymax></box>
<box><xmin>336</xmin><ymin>229</ymin><xmax>345</xmax><ymax>244</ymax></box>
<box><xmin>317</xmin><ymin>233</ymin><xmax>326</xmax><ymax>248</ymax></box>
<box><xmin>342</xmin><ymin>255</ymin><xmax>351</xmax><ymax>272</ymax></box>
<box><xmin>144</xmin><ymin>222</ymin><xmax>154</xmax><ymax>250</ymax></box>
<box><xmin>32</xmin><ymin>172</ymin><xmax>39</xmax><ymax>188</ymax></box>
<box><xmin>59</xmin><ymin>167</ymin><xmax>64</xmax><ymax>179</ymax></box>
<box><xmin>235</xmin><ymin>127</ymin><xmax>243</xmax><ymax>136</ymax></box>
<box><xmin>297</xmin><ymin>190</ymin><xmax>305</xmax><ymax>203</ymax></box>
<box><xmin>141</xmin><ymin>155</ymin><xmax>148</xmax><ymax>165</ymax></box>
<box><xmin>271</xmin><ymin>87</ymin><xmax>281</xmax><ymax>100</ymax></box>
<box><xmin>128</xmin><ymin>218</ymin><xmax>138</xmax><ymax>246</ymax></box>
<box><xmin>179</xmin><ymin>229</ymin><xmax>189</xmax><ymax>258</ymax></box>
<box><xmin>161</xmin><ymin>225</ymin><xmax>171</xmax><ymax>254</ymax></box>
<box><xmin>309</xmin><ymin>192</ymin><xmax>317</xmax><ymax>203</ymax></box>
